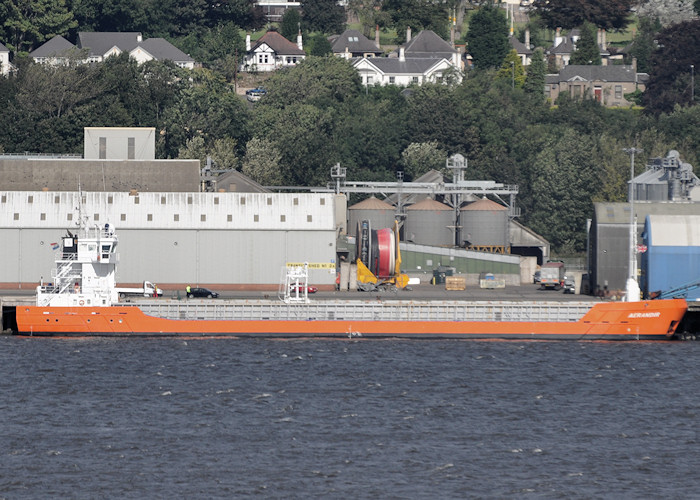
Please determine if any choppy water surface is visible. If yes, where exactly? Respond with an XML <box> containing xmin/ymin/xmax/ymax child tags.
<box><xmin>1</xmin><ymin>337</ymin><xmax>698</xmax><ymax>498</ymax></box>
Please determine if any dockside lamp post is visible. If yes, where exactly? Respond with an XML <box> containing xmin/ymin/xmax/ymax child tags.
<box><xmin>623</xmin><ymin>147</ymin><xmax>642</xmax><ymax>302</ymax></box>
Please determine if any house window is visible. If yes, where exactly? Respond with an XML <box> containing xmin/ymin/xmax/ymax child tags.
<box><xmin>1</xmin><ymin>195</ymin><xmax>5</xmax><ymax>203</ymax></box>
<box><xmin>54</xmin><ymin>196</ymin><xmax>60</xmax><ymax>203</ymax></box>
<box><xmin>615</xmin><ymin>85</ymin><xmax>622</xmax><ymax>99</ymax></box>
<box><xmin>127</xmin><ymin>137</ymin><xmax>135</xmax><ymax>159</ymax></box>
<box><xmin>41</xmin><ymin>213</ymin><xmax>46</xmax><ymax>221</ymax></box>
<box><xmin>240</xmin><ymin>197</ymin><xmax>245</xmax><ymax>205</ymax></box>
<box><xmin>267</xmin><ymin>197</ymin><xmax>272</xmax><ymax>205</ymax></box>
<box><xmin>174</xmin><ymin>214</ymin><xmax>179</xmax><ymax>222</ymax></box>
<box><xmin>94</xmin><ymin>214</ymin><xmax>99</xmax><ymax>221</ymax></box>
<box><xmin>99</xmin><ymin>137</ymin><xmax>107</xmax><ymax>159</ymax></box>
<box><xmin>544</xmin><ymin>85</ymin><xmax>551</xmax><ymax>99</ymax></box>
<box><xmin>161</xmin><ymin>196</ymin><xmax>166</xmax><ymax>204</ymax></box>
<box><xmin>214</xmin><ymin>197</ymin><xmax>219</xmax><ymax>205</ymax></box>
<box><xmin>367</xmin><ymin>76</ymin><xmax>373</xmax><ymax>85</ymax></box>
<box><xmin>134</xmin><ymin>197</ymin><xmax>139</xmax><ymax>204</ymax></box>
<box><xmin>108</xmin><ymin>196</ymin><xmax>113</xmax><ymax>204</ymax></box>
<box><xmin>320</xmin><ymin>198</ymin><xmax>325</xmax><ymax>206</ymax></box>
<box><xmin>67</xmin><ymin>214</ymin><xmax>72</xmax><ymax>221</ymax></box>
<box><xmin>201</xmin><ymin>214</ymin><xmax>206</xmax><ymax>222</ymax></box>
<box><xmin>14</xmin><ymin>213</ymin><xmax>19</xmax><ymax>220</ymax></box>
<box><xmin>227</xmin><ymin>214</ymin><xmax>232</xmax><ymax>222</ymax></box>
<box><xmin>121</xmin><ymin>214</ymin><xmax>126</xmax><ymax>222</ymax></box>
<box><xmin>412</xmin><ymin>77</ymin><xmax>419</xmax><ymax>83</ymax></box>
<box><xmin>188</xmin><ymin>196</ymin><xmax>193</xmax><ymax>204</ymax></box>
<box><xmin>294</xmin><ymin>197</ymin><xmax>299</xmax><ymax>205</ymax></box>
<box><xmin>389</xmin><ymin>76</ymin><xmax>395</xmax><ymax>84</ymax></box>
<box><xmin>254</xmin><ymin>214</ymin><xmax>259</xmax><ymax>222</ymax></box>
<box><xmin>280</xmin><ymin>215</ymin><xmax>286</xmax><ymax>222</ymax></box>
<box><xmin>28</xmin><ymin>195</ymin><xmax>33</xmax><ymax>203</ymax></box>
<box><xmin>147</xmin><ymin>214</ymin><xmax>153</xmax><ymax>221</ymax></box>
<box><xmin>307</xmin><ymin>215</ymin><xmax>313</xmax><ymax>222</ymax></box>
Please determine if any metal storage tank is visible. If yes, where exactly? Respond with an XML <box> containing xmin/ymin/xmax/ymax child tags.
<box><xmin>404</xmin><ymin>197</ymin><xmax>454</xmax><ymax>246</ymax></box>
<box><xmin>460</xmin><ymin>198</ymin><xmax>508</xmax><ymax>248</ymax></box>
<box><xmin>641</xmin><ymin>214</ymin><xmax>700</xmax><ymax>300</ymax></box>
<box><xmin>348</xmin><ymin>196</ymin><xmax>396</xmax><ymax>234</ymax></box>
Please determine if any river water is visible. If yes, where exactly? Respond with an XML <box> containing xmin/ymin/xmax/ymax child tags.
<box><xmin>1</xmin><ymin>337</ymin><xmax>698</xmax><ymax>499</ymax></box>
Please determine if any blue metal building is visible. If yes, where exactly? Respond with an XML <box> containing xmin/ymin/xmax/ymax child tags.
<box><xmin>642</xmin><ymin>215</ymin><xmax>700</xmax><ymax>300</ymax></box>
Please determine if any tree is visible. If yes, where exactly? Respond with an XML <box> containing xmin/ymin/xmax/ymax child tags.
<box><xmin>301</xmin><ymin>0</ymin><xmax>346</xmax><ymax>34</ymax></box>
<box><xmin>71</xmin><ymin>0</ymin><xmax>147</xmax><ymax>32</ymax></box>
<box><xmin>465</xmin><ymin>5</ymin><xmax>509</xmax><ymax>70</ymax></box>
<box><xmin>400</xmin><ymin>142</ymin><xmax>447</xmax><ymax>180</ymax></box>
<box><xmin>0</xmin><ymin>0</ymin><xmax>77</xmax><ymax>53</ymax></box>
<box><xmin>496</xmin><ymin>50</ymin><xmax>526</xmax><ymax>88</ymax></box>
<box><xmin>260</xmin><ymin>56</ymin><xmax>361</xmax><ymax>110</ymax></box>
<box><xmin>642</xmin><ymin>19</ymin><xmax>700</xmax><ymax>115</ymax></box>
<box><xmin>307</xmin><ymin>33</ymin><xmax>332</xmax><ymax>56</ymax></box>
<box><xmin>241</xmin><ymin>137</ymin><xmax>284</xmax><ymax>185</ymax></box>
<box><xmin>382</xmin><ymin>0</ymin><xmax>450</xmax><ymax>43</ymax></box>
<box><xmin>524</xmin><ymin>48</ymin><xmax>546</xmax><ymax>96</ymax></box>
<box><xmin>531</xmin><ymin>0</ymin><xmax>635</xmax><ymax>31</ymax></box>
<box><xmin>636</xmin><ymin>0</ymin><xmax>697</xmax><ymax>27</ymax></box>
<box><xmin>569</xmin><ymin>23</ymin><xmax>602</xmax><ymax>65</ymax></box>
<box><xmin>624</xmin><ymin>16</ymin><xmax>662</xmax><ymax>73</ymax></box>
<box><xmin>280</xmin><ymin>7</ymin><xmax>301</xmax><ymax>42</ymax></box>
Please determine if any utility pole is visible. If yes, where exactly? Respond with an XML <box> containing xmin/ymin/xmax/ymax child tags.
<box><xmin>623</xmin><ymin>147</ymin><xmax>642</xmax><ymax>302</ymax></box>
<box><xmin>691</xmin><ymin>64</ymin><xmax>695</xmax><ymax>103</ymax></box>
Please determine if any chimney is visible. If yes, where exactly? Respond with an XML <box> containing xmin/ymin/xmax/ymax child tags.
<box><xmin>632</xmin><ymin>57</ymin><xmax>637</xmax><ymax>73</ymax></box>
<box><xmin>597</xmin><ymin>28</ymin><xmax>601</xmax><ymax>47</ymax></box>
<box><xmin>399</xmin><ymin>47</ymin><xmax>405</xmax><ymax>62</ymax></box>
<box><xmin>406</xmin><ymin>26</ymin><xmax>411</xmax><ymax>43</ymax></box>
<box><xmin>525</xmin><ymin>28</ymin><xmax>531</xmax><ymax>49</ymax></box>
<box><xmin>245</xmin><ymin>33</ymin><xmax>251</xmax><ymax>52</ymax></box>
<box><xmin>137</xmin><ymin>33</ymin><xmax>143</xmax><ymax>43</ymax></box>
<box><xmin>601</xmin><ymin>29</ymin><xmax>606</xmax><ymax>51</ymax></box>
<box><xmin>555</xmin><ymin>27</ymin><xmax>562</xmax><ymax>47</ymax></box>
<box><xmin>297</xmin><ymin>28</ymin><xmax>303</xmax><ymax>50</ymax></box>
<box><xmin>375</xmin><ymin>25</ymin><xmax>380</xmax><ymax>49</ymax></box>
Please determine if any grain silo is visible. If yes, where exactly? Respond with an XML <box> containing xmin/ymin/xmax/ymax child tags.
<box><xmin>348</xmin><ymin>196</ymin><xmax>396</xmax><ymax>234</ymax></box>
<box><xmin>460</xmin><ymin>198</ymin><xmax>508</xmax><ymax>249</ymax></box>
<box><xmin>404</xmin><ymin>197</ymin><xmax>454</xmax><ymax>246</ymax></box>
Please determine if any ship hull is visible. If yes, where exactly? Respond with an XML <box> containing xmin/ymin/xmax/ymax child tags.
<box><xmin>15</xmin><ymin>299</ymin><xmax>687</xmax><ymax>341</ymax></box>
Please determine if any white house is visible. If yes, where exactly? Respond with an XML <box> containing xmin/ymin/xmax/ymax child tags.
<box><xmin>30</xmin><ymin>32</ymin><xmax>195</xmax><ymax>69</ymax></box>
<box><xmin>0</xmin><ymin>42</ymin><xmax>12</xmax><ymax>76</ymax></box>
<box><xmin>352</xmin><ymin>29</ymin><xmax>462</xmax><ymax>87</ymax></box>
<box><xmin>240</xmin><ymin>31</ymin><xmax>306</xmax><ymax>72</ymax></box>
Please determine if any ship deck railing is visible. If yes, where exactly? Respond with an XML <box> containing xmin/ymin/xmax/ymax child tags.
<box><xmin>133</xmin><ymin>300</ymin><xmax>594</xmax><ymax>323</ymax></box>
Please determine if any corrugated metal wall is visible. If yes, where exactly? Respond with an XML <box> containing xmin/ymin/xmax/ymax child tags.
<box><xmin>0</xmin><ymin>192</ymin><xmax>337</xmax><ymax>286</ymax></box>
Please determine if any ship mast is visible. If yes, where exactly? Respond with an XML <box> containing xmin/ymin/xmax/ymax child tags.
<box><xmin>624</xmin><ymin>147</ymin><xmax>642</xmax><ymax>302</ymax></box>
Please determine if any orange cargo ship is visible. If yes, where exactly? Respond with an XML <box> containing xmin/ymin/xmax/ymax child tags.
<box><xmin>14</xmin><ymin>221</ymin><xmax>688</xmax><ymax>340</ymax></box>
<box><xmin>15</xmin><ymin>299</ymin><xmax>687</xmax><ymax>340</ymax></box>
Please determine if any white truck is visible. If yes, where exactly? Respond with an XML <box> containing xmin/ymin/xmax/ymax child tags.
<box><xmin>115</xmin><ymin>281</ymin><xmax>163</xmax><ymax>298</ymax></box>
<box><xmin>539</xmin><ymin>262</ymin><xmax>566</xmax><ymax>290</ymax></box>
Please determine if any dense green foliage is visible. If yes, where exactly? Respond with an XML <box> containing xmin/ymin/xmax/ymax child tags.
<box><xmin>531</xmin><ymin>0</ymin><xmax>635</xmax><ymax>30</ymax></box>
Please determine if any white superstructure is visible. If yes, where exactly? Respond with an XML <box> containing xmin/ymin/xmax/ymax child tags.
<box><xmin>36</xmin><ymin>223</ymin><xmax>118</xmax><ymax>307</ymax></box>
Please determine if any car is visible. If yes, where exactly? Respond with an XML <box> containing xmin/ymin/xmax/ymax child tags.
<box><xmin>245</xmin><ymin>87</ymin><xmax>266</xmax><ymax>102</ymax></box>
<box><xmin>533</xmin><ymin>270</ymin><xmax>541</xmax><ymax>284</ymax></box>
<box><xmin>562</xmin><ymin>276</ymin><xmax>576</xmax><ymax>294</ymax></box>
<box><xmin>187</xmin><ymin>287</ymin><xmax>219</xmax><ymax>298</ymax></box>
<box><xmin>289</xmin><ymin>284</ymin><xmax>318</xmax><ymax>294</ymax></box>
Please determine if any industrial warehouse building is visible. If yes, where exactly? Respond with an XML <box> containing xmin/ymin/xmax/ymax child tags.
<box><xmin>0</xmin><ymin>191</ymin><xmax>339</xmax><ymax>289</ymax></box>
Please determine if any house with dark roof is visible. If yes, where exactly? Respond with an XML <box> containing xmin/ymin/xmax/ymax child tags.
<box><xmin>509</xmin><ymin>35</ymin><xmax>532</xmax><ymax>66</ymax></box>
<box><xmin>0</xmin><ymin>42</ymin><xmax>13</xmax><ymax>76</ymax></box>
<box><xmin>240</xmin><ymin>31</ymin><xmax>306</xmax><ymax>72</ymax></box>
<box><xmin>352</xmin><ymin>29</ymin><xmax>462</xmax><ymax>87</ymax></box>
<box><xmin>329</xmin><ymin>29</ymin><xmax>383</xmax><ymax>59</ymax></box>
<box><xmin>30</xmin><ymin>32</ymin><xmax>195</xmax><ymax>68</ymax></box>
<box><xmin>547</xmin><ymin>27</ymin><xmax>611</xmax><ymax>70</ymax></box>
<box><xmin>544</xmin><ymin>64</ymin><xmax>647</xmax><ymax>107</ymax></box>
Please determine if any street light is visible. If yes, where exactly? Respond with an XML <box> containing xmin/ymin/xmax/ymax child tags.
<box><xmin>623</xmin><ymin>147</ymin><xmax>642</xmax><ymax>302</ymax></box>
<box><xmin>691</xmin><ymin>64</ymin><xmax>695</xmax><ymax>103</ymax></box>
